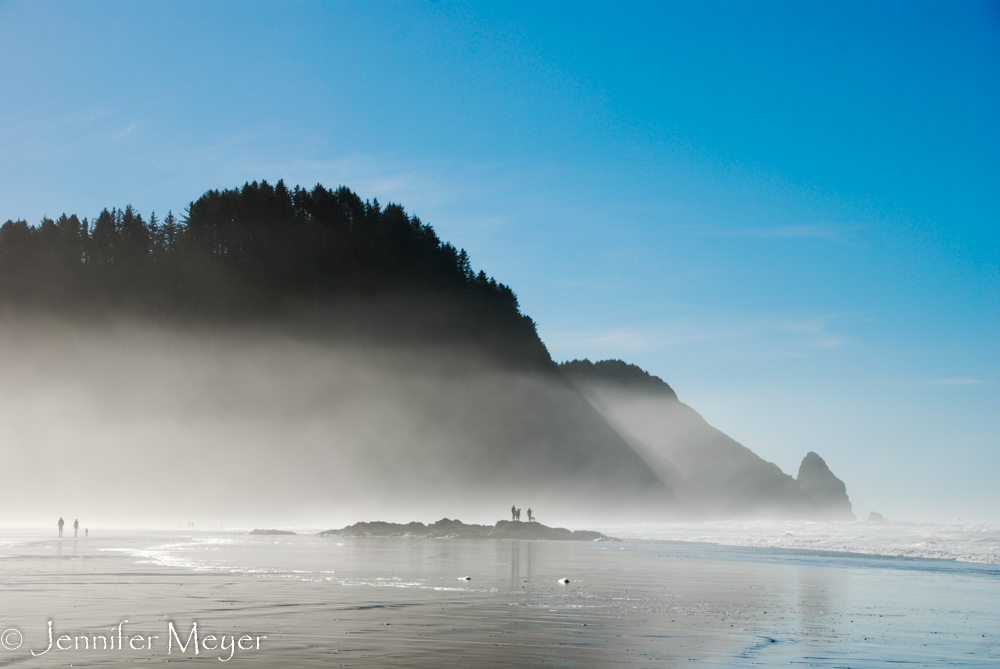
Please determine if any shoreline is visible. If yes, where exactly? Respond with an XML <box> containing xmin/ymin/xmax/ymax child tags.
<box><xmin>2</xmin><ymin>518</ymin><xmax>998</xmax><ymax>565</ymax></box>
<box><xmin>0</xmin><ymin>528</ymin><xmax>995</xmax><ymax>667</ymax></box>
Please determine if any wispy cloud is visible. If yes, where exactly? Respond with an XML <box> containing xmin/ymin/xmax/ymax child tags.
<box><xmin>741</xmin><ymin>226</ymin><xmax>834</xmax><ymax>239</ymax></box>
<box><xmin>0</xmin><ymin>102</ymin><xmax>149</xmax><ymax>159</ymax></box>
<box><xmin>110</xmin><ymin>121</ymin><xmax>147</xmax><ymax>141</ymax></box>
<box><xmin>544</xmin><ymin>313</ymin><xmax>851</xmax><ymax>362</ymax></box>
<box><xmin>673</xmin><ymin>222</ymin><xmax>856</xmax><ymax>240</ymax></box>
<box><xmin>930</xmin><ymin>378</ymin><xmax>988</xmax><ymax>386</ymax></box>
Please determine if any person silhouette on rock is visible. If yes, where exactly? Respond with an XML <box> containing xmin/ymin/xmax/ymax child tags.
<box><xmin>73</xmin><ymin>519</ymin><xmax>79</xmax><ymax>538</ymax></box>
<box><xmin>527</xmin><ymin>508</ymin><xmax>534</xmax><ymax>522</ymax></box>
<box><xmin>511</xmin><ymin>505</ymin><xmax>516</xmax><ymax>521</ymax></box>
<box><xmin>515</xmin><ymin>508</ymin><xmax>521</xmax><ymax>521</ymax></box>
<box><xmin>57</xmin><ymin>517</ymin><xmax>64</xmax><ymax>537</ymax></box>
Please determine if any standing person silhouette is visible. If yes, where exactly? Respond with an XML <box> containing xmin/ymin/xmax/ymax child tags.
<box><xmin>73</xmin><ymin>519</ymin><xmax>79</xmax><ymax>538</ymax></box>
<box><xmin>511</xmin><ymin>505</ymin><xmax>516</xmax><ymax>521</ymax></box>
<box><xmin>527</xmin><ymin>508</ymin><xmax>534</xmax><ymax>522</ymax></box>
<box><xmin>57</xmin><ymin>517</ymin><xmax>64</xmax><ymax>537</ymax></box>
<box><xmin>515</xmin><ymin>508</ymin><xmax>521</xmax><ymax>521</ymax></box>
<box><xmin>85</xmin><ymin>528</ymin><xmax>89</xmax><ymax>537</ymax></box>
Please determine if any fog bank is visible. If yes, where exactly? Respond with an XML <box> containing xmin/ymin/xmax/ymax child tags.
<box><xmin>0</xmin><ymin>318</ymin><xmax>669</xmax><ymax>529</ymax></box>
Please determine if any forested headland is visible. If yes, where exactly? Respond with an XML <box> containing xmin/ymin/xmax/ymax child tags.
<box><xmin>0</xmin><ymin>181</ymin><xmax>855</xmax><ymax>520</ymax></box>
<box><xmin>0</xmin><ymin>181</ymin><xmax>550</xmax><ymax>365</ymax></box>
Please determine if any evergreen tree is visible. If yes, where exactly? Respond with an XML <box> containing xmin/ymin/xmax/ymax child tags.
<box><xmin>148</xmin><ymin>212</ymin><xmax>164</xmax><ymax>260</ymax></box>
<box><xmin>162</xmin><ymin>211</ymin><xmax>179</xmax><ymax>254</ymax></box>
<box><xmin>91</xmin><ymin>209</ymin><xmax>116</xmax><ymax>266</ymax></box>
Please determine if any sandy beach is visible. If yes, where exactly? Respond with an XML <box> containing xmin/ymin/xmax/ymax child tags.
<box><xmin>0</xmin><ymin>529</ymin><xmax>997</xmax><ymax>667</ymax></box>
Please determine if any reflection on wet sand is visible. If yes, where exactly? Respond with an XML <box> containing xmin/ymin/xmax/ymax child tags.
<box><xmin>0</xmin><ymin>530</ymin><xmax>996</xmax><ymax>667</ymax></box>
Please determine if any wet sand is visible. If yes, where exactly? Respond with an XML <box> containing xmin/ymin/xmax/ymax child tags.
<box><xmin>0</xmin><ymin>530</ymin><xmax>996</xmax><ymax>667</ymax></box>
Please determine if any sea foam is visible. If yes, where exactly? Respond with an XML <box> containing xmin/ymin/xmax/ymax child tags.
<box><xmin>599</xmin><ymin>519</ymin><xmax>1000</xmax><ymax>564</ymax></box>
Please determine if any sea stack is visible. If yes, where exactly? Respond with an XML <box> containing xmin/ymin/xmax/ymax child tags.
<box><xmin>796</xmin><ymin>452</ymin><xmax>855</xmax><ymax>520</ymax></box>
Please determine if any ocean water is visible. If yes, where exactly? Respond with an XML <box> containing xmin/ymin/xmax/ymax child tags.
<box><xmin>601</xmin><ymin>519</ymin><xmax>1000</xmax><ymax>564</ymax></box>
<box><xmin>0</xmin><ymin>528</ymin><xmax>996</xmax><ymax>667</ymax></box>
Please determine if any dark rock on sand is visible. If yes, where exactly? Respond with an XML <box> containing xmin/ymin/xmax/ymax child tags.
<box><xmin>867</xmin><ymin>511</ymin><xmax>887</xmax><ymax>523</ymax></box>
<box><xmin>319</xmin><ymin>518</ymin><xmax>618</xmax><ymax>541</ymax></box>
<box><xmin>250</xmin><ymin>529</ymin><xmax>297</xmax><ymax>535</ymax></box>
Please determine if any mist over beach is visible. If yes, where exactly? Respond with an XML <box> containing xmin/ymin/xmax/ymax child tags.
<box><xmin>0</xmin><ymin>316</ymin><xmax>666</xmax><ymax>528</ymax></box>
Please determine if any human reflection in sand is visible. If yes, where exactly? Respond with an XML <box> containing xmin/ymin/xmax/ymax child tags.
<box><xmin>504</xmin><ymin>540</ymin><xmax>534</xmax><ymax>593</ymax></box>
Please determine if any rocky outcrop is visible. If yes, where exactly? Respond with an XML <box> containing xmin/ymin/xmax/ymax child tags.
<box><xmin>249</xmin><ymin>529</ymin><xmax>297</xmax><ymax>535</ymax></box>
<box><xmin>796</xmin><ymin>452</ymin><xmax>855</xmax><ymax>520</ymax></box>
<box><xmin>319</xmin><ymin>518</ymin><xmax>618</xmax><ymax>541</ymax></box>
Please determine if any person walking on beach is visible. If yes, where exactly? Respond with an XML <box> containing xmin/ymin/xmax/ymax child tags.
<box><xmin>85</xmin><ymin>528</ymin><xmax>88</xmax><ymax>537</ymax></box>
<box><xmin>73</xmin><ymin>519</ymin><xmax>79</xmax><ymax>538</ymax></box>
<box><xmin>511</xmin><ymin>505</ymin><xmax>516</xmax><ymax>521</ymax></box>
<box><xmin>57</xmin><ymin>517</ymin><xmax>64</xmax><ymax>537</ymax></box>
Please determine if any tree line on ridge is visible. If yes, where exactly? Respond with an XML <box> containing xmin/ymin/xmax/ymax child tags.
<box><xmin>0</xmin><ymin>181</ymin><xmax>550</xmax><ymax>364</ymax></box>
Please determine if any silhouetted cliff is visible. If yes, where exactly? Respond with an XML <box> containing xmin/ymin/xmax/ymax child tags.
<box><xmin>0</xmin><ymin>183</ymin><xmax>852</xmax><ymax>522</ymax></box>
<box><xmin>0</xmin><ymin>183</ymin><xmax>671</xmax><ymax>521</ymax></box>
<box><xmin>561</xmin><ymin>359</ymin><xmax>855</xmax><ymax>520</ymax></box>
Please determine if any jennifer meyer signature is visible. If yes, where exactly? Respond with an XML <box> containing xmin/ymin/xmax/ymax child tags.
<box><xmin>2</xmin><ymin>621</ymin><xmax>265</xmax><ymax>662</ymax></box>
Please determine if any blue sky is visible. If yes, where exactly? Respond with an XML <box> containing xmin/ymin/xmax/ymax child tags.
<box><xmin>1</xmin><ymin>0</ymin><xmax>997</xmax><ymax>521</ymax></box>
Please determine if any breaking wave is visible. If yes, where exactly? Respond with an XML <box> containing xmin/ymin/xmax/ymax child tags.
<box><xmin>600</xmin><ymin>519</ymin><xmax>1000</xmax><ymax>564</ymax></box>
